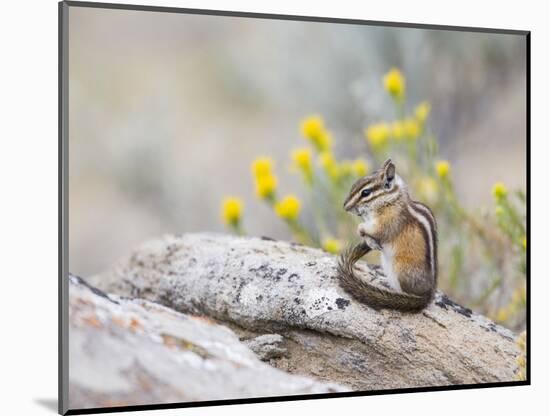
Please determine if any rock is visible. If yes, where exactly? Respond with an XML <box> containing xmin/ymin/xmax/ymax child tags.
<box><xmin>243</xmin><ymin>334</ymin><xmax>288</xmax><ymax>361</ymax></box>
<box><xmin>68</xmin><ymin>274</ymin><xmax>346</xmax><ymax>410</ymax></box>
<box><xmin>87</xmin><ymin>233</ymin><xmax>521</xmax><ymax>391</ymax></box>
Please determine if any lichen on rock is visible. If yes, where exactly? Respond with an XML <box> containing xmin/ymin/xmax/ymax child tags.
<box><xmin>84</xmin><ymin>233</ymin><xmax>520</xmax><ymax>392</ymax></box>
<box><xmin>68</xmin><ymin>274</ymin><xmax>346</xmax><ymax>410</ymax></box>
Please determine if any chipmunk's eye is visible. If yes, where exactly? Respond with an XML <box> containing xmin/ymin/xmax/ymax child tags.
<box><xmin>361</xmin><ymin>188</ymin><xmax>371</xmax><ymax>198</ymax></box>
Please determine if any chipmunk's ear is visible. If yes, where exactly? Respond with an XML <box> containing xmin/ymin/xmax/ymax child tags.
<box><xmin>382</xmin><ymin>159</ymin><xmax>395</xmax><ymax>183</ymax></box>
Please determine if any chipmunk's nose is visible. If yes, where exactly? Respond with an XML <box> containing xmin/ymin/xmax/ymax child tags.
<box><xmin>343</xmin><ymin>199</ymin><xmax>353</xmax><ymax>212</ymax></box>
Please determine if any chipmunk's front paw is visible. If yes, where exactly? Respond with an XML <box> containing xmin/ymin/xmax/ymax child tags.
<box><xmin>357</xmin><ymin>224</ymin><xmax>381</xmax><ymax>250</ymax></box>
<box><xmin>363</xmin><ymin>236</ymin><xmax>381</xmax><ymax>251</ymax></box>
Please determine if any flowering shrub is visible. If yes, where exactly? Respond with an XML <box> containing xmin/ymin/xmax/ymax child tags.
<box><xmin>220</xmin><ymin>68</ymin><xmax>527</xmax><ymax>329</ymax></box>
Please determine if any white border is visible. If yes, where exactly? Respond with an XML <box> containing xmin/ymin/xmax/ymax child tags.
<box><xmin>1</xmin><ymin>0</ymin><xmax>546</xmax><ymax>415</ymax></box>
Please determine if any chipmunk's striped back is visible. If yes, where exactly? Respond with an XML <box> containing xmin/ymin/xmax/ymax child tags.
<box><xmin>408</xmin><ymin>200</ymin><xmax>438</xmax><ymax>285</ymax></box>
<box><xmin>338</xmin><ymin>159</ymin><xmax>437</xmax><ymax>312</ymax></box>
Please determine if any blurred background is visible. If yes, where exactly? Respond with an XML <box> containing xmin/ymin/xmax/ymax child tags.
<box><xmin>68</xmin><ymin>7</ymin><xmax>526</xmax><ymax>327</ymax></box>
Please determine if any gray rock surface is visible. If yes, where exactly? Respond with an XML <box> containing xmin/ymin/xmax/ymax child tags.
<box><xmin>243</xmin><ymin>334</ymin><xmax>288</xmax><ymax>361</ymax></box>
<box><xmin>68</xmin><ymin>274</ymin><xmax>346</xmax><ymax>410</ymax></box>
<box><xmin>87</xmin><ymin>233</ymin><xmax>521</xmax><ymax>392</ymax></box>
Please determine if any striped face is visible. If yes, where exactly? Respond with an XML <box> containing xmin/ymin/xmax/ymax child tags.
<box><xmin>343</xmin><ymin>159</ymin><xmax>403</xmax><ymax>217</ymax></box>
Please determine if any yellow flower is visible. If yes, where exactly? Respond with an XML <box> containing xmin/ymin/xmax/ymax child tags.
<box><xmin>495</xmin><ymin>307</ymin><xmax>509</xmax><ymax>323</ymax></box>
<box><xmin>435</xmin><ymin>160</ymin><xmax>450</xmax><ymax>179</ymax></box>
<box><xmin>221</xmin><ymin>197</ymin><xmax>243</xmax><ymax>226</ymax></box>
<box><xmin>301</xmin><ymin>115</ymin><xmax>324</xmax><ymax>139</ymax></box>
<box><xmin>415</xmin><ymin>101</ymin><xmax>431</xmax><ymax>123</ymax></box>
<box><xmin>383</xmin><ymin>68</ymin><xmax>405</xmax><ymax>101</ymax></box>
<box><xmin>512</xmin><ymin>284</ymin><xmax>526</xmax><ymax>305</ymax></box>
<box><xmin>252</xmin><ymin>157</ymin><xmax>278</xmax><ymax>199</ymax></box>
<box><xmin>255</xmin><ymin>174</ymin><xmax>278</xmax><ymax>199</ymax></box>
<box><xmin>522</xmin><ymin>237</ymin><xmax>527</xmax><ymax>251</ymax></box>
<box><xmin>314</xmin><ymin>130</ymin><xmax>332</xmax><ymax>152</ymax></box>
<box><xmin>292</xmin><ymin>148</ymin><xmax>312</xmax><ymax>171</ymax></box>
<box><xmin>291</xmin><ymin>148</ymin><xmax>314</xmax><ymax>184</ymax></box>
<box><xmin>339</xmin><ymin>159</ymin><xmax>368</xmax><ymax>178</ymax></box>
<box><xmin>391</xmin><ymin>120</ymin><xmax>406</xmax><ymax>141</ymax></box>
<box><xmin>319</xmin><ymin>151</ymin><xmax>339</xmax><ymax>180</ymax></box>
<box><xmin>275</xmin><ymin>195</ymin><xmax>301</xmax><ymax>221</ymax></box>
<box><xmin>300</xmin><ymin>115</ymin><xmax>332</xmax><ymax>152</ymax></box>
<box><xmin>339</xmin><ymin>160</ymin><xmax>353</xmax><ymax>177</ymax></box>
<box><xmin>417</xmin><ymin>177</ymin><xmax>438</xmax><ymax>205</ymax></box>
<box><xmin>323</xmin><ymin>238</ymin><xmax>342</xmax><ymax>254</ymax></box>
<box><xmin>251</xmin><ymin>157</ymin><xmax>274</xmax><ymax>178</ymax></box>
<box><xmin>492</xmin><ymin>182</ymin><xmax>508</xmax><ymax>200</ymax></box>
<box><xmin>365</xmin><ymin>123</ymin><xmax>390</xmax><ymax>150</ymax></box>
<box><xmin>352</xmin><ymin>159</ymin><xmax>368</xmax><ymax>177</ymax></box>
<box><xmin>403</xmin><ymin>117</ymin><xmax>421</xmax><ymax>140</ymax></box>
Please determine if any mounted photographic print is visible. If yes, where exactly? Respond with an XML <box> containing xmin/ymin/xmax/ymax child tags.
<box><xmin>59</xmin><ymin>1</ymin><xmax>530</xmax><ymax>414</ymax></box>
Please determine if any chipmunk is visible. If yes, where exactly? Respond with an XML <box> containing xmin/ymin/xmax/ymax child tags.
<box><xmin>337</xmin><ymin>159</ymin><xmax>437</xmax><ymax>312</ymax></box>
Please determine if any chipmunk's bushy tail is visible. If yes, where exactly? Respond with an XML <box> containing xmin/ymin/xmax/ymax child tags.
<box><xmin>337</xmin><ymin>242</ymin><xmax>432</xmax><ymax>313</ymax></box>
